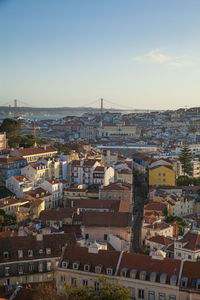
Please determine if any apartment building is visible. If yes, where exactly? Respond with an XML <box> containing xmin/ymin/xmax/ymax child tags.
<box><xmin>41</xmin><ymin>180</ymin><xmax>63</xmax><ymax>208</ymax></box>
<box><xmin>6</xmin><ymin>175</ymin><xmax>33</xmax><ymax>198</ymax></box>
<box><xmin>56</xmin><ymin>244</ymin><xmax>200</xmax><ymax>299</ymax></box>
<box><xmin>174</xmin><ymin>231</ymin><xmax>200</xmax><ymax>262</ymax></box>
<box><xmin>99</xmin><ymin>182</ymin><xmax>132</xmax><ymax>203</ymax></box>
<box><xmin>0</xmin><ymin>156</ymin><xmax>28</xmax><ymax>185</ymax></box>
<box><xmin>21</xmin><ymin>162</ymin><xmax>48</xmax><ymax>185</ymax></box>
<box><xmin>0</xmin><ymin>233</ymin><xmax>75</xmax><ymax>286</ymax></box>
<box><xmin>11</xmin><ymin>146</ymin><xmax>57</xmax><ymax>163</ymax></box>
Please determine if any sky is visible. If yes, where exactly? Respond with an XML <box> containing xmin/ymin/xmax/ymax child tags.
<box><xmin>0</xmin><ymin>0</ymin><xmax>200</xmax><ymax>110</ymax></box>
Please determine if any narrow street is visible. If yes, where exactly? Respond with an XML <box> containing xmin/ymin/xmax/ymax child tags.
<box><xmin>131</xmin><ymin>170</ymin><xmax>148</xmax><ymax>253</ymax></box>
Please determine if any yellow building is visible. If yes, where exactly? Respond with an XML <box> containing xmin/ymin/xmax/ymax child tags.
<box><xmin>149</xmin><ymin>165</ymin><xmax>175</xmax><ymax>187</ymax></box>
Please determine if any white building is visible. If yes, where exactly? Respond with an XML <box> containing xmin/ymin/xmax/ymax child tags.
<box><xmin>174</xmin><ymin>231</ymin><xmax>200</xmax><ymax>261</ymax></box>
<box><xmin>41</xmin><ymin>180</ymin><xmax>63</xmax><ymax>208</ymax></box>
<box><xmin>6</xmin><ymin>175</ymin><xmax>33</xmax><ymax>198</ymax></box>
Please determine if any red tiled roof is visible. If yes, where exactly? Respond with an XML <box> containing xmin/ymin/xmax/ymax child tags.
<box><xmin>182</xmin><ymin>261</ymin><xmax>200</xmax><ymax>289</ymax></box>
<box><xmin>146</xmin><ymin>235</ymin><xmax>174</xmax><ymax>246</ymax></box>
<box><xmin>0</xmin><ymin>157</ymin><xmax>26</xmax><ymax>163</ymax></box>
<box><xmin>146</xmin><ymin>222</ymin><xmax>171</xmax><ymax>230</ymax></box>
<box><xmin>40</xmin><ymin>208</ymin><xmax>74</xmax><ymax>221</ymax></box>
<box><xmin>18</xmin><ymin>146</ymin><xmax>57</xmax><ymax>156</ymax></box>
<box><xmin>82</xmin><ymin>211</ymin><xmax>131</xmax><ymax>227</ymax></box>
<box><xmin>62</xmin><ymin>245</ymin><xmax>120</xmax><ymax>274</ymax></box>
<box><xmin>144</xmin><ymin>202</ymin><xmax>166</xmax><ymax>212</ymax></box>
<box><xmin>118</xmin><ymin>252</ymin><xmax>181</xmax><ymax>283</ymax></box>
<box><xmin>177</xmin><ymin>231</ymin><xmax>200</xmax><ymax>251</ymax></box>
<box><xmin>13</xmin><ymin>175</ymin><xmax>30</xmax><ymax>182</ymax></box>
<box><xmin>69</xmin><ymin>199</ymin><xmax>133</xmax><ymax>213</ymax></box>
<box><xmin>94</xmin><ymin>166</ymin><xmax>104</xmax><ymax>172</ymax></box>
<box><xmin>102</xmin><ymin>182</ymin><xmax>131</xmax><ymax>191</ymax></box>
<box><xmin>24</xmin><ymin>187</ymin><xmax>51</xmax><ymax>198</ymax></box>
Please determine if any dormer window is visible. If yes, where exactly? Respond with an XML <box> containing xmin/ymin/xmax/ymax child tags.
<box><xmin>18</xmin><ymin>250</ymin><xmax>23</xmax><ymax>259</ymax></box>
<box><xmin>39</xmin><ymin>249</ymin><xmax>43</xmax><ymax>254</ymax></box>
<box><xmin>84</xmin><ymin>264</ymin><xmax>91</xmax><ymax>272</ymax></box>
<box><xmin>3</xmin><ymin>251</ymin><xmax>9</xmax><ymax>259</ymax></box>
<box><xmin>95</xmin><ymin>265</ymin><xmax>102</xmax><ymax>274</ymax></box>
<box><xmin>46</xmin><ymin>248</ymin><xmax>51</xmax><ymax>255</ymax></box>
<box><xmin>120</xmin><ymin>267</ymin><xmax>128</xmax><ymax>277</ymax></box>
<box><xmin>106</xmin><ymin>268</ymin><xmax>113</xmax><ymax>275</ymax></box>
<box><xmin>130</xmin><ymin>269</ymin><xmax>137</xmax><ymax>279</ymax></box>
<box><xmin>160</xmin><ymin>273</ymin><xmax>167</xmax><ymax>284</ymax></box>
<box><xmin>18</xmin><ymin>265</ymin><xmax>23</xmax><ymax>274</ymax></box>
<box><xmin>150</xmin><ymin>272</ymin><xmax>157</xmax><ymax>282</ymax></box>
<box><xmin>170</xmin><ymin>275</ymin><xmax>177</xmax><ymax>286</ymax></box>
<box><xmin>181</xmin><ymin>277</ymin><xmax>188</xmax><ymax>288</ymax></box>
<box><xmin>73</xmin><ymin>262</ymin><xmax>79</xmax><ymax>270</ymax></box>
<box><xmin>28</xmin><ymin>250</ymin><xmax>33</xmax><ymax>257</ymax></box>
<box><xmin>4</xmin><ymin>267</ymin><xmax>10</xmax><ymax>276</ymax></box>
<box><xmin>140</xmin><ymin>270</ymin><xmax>147</xmax><ymax>280</ymax></box>
<box><xmin>62</xmin><ymin>261</ymin><xmax>69</xmax><ymax>268</ymax></box>
<box><xmin>196</xmin><ymin>279</ymin><xmax>200</xmax><ymax>290</ymax></box>
<box><xmin>38</xmin><ymin>262</ymin><xmax>43</xmax><ymax>273</ymax></box>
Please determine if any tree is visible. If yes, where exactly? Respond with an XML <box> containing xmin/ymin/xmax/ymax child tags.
<box><xmin>0</xmin><ymin>118</ymin><xmax>21</xmax><ymax>148</ymax></box>
<box><xmin>162</xmin><ymin>205</ymin><xmax>168</xmax><ymax>218</ymax></box>
<box><xmin>34</xmin><ymin>277</ymin><xmax>130</xmax><ymax>300</ymax></box>
<box><xmin>179</xmin><ymin>145</ymin><xmax>193</xmax><ymax>176</ymax></box>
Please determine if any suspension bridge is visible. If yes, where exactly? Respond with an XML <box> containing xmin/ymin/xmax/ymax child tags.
<box><xmin>0</xmin><ymin>98</ymin><xmax>152</xmax><ymax>118</ymax></box>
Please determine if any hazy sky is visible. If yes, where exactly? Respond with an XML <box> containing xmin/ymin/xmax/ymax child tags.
<box><xmin>0</xmin><ymin>0</ymin><xmax>200</xmax><ymax>110</ymax></box>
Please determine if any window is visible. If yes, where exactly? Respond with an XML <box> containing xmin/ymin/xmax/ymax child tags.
<box><xmin>4</xmin><ymin>267</ymin><xmax>10</xmax><ymax>276</ymax></box>
<box><xmin>71</xmin><ymin>277</ymin><xmax>77</xmax><ymax>287</ymax></box>
<box><xmin>39</xmin><ymin>249</ymin><xmax>43</xmax><ymax>254</ymax></box>
<box><xmin>158</xmin><ymin>173</ymin><xmax>161</xmax><ymax>176</ymax></box>
<box><xmin>104</xmin><ymin>234</ymin><xmax>108</xmax><ymax>241</ymax></box>
<box><xmin>140</xmin><ymin>270</ymin><xmax>147</xmax><ymax>280</ymax></box>
<box><xmin>106</xmin><ymin>268</ymin><xmax>113</xmax><ymax>275</ymax></box>
<box><xmin>163</xmin><ymin>173</ymin><xmax>165</xmax><ymax>176</ymax></box>
<box><xmin>18</xmin><ymin>250</ymin><xmax>23</xmax><ymax>259</ymax></box>
<box><xmin>159</xmin><ymin>293</ymin><xmax>166</xmax><ymax>300</ymax></box>
<box><xmin>84</xmin><ymin>264</ymin><xmax>90</xmax><ymax>272</ymax></box>
<box><xmin>85</xmin><ymin>234</ymin><xmax>89</xmax><ymax>239</ymax></box>
<box><xmin>83</xmin><ymin>279</ymin><xmax>88</xmax><ymax>287</ymax></box>
<box><xmin>95</xmin><ymin>265</ymin><xmax>102</xmax><ymax>274</ymax></box>
<box><xmin>94</xmin><ymin>281</ymin><xmax>99</xmax><ymax>292</ymax></box>
<box><xmin>62</xmin><ymin>261</ymin><xmax>69</xmax><ymax>268</ymax></box>
<box><xmin>29</xmin><ymin>264</ymin><xmax>34</xmax><ymax>272</ymax></box>
<box><xmin>138</xmin><ymin>289</ymin><xmax>144</xmax><ymax>299</ymax></box>
<box><xmin>129</xmin><ymin>287</ymin><xmax>135</xmax><ymax>299</ymax></box>
<box><xmin>28</xmin><ymin>250</ymin><xmax>33</xmax><ymax>257</ymax></box>
<box><xmin>3</xmin><ymin>251</ymin><xmax>9</xmax><ymax>259</ymax></box>
<box><xmin>163</xmin><ymin>178</ymin><xmax>166</xmax><ymax>182</ymax></box>
<box><xmin>169</xmin><ymin>296</ymin><xmax>176</xmax><ymax>300</ymax></box>
<box><xmin>47</xmin><ymin>261</ymin><xmax>51</xmax><ymax>271</ymax></box>
<box><xmin>38</xmin><ymin>262</ymin><xmax>43</xmax><ymax>273</ymax></box>
<box><xmin>188</xmin><ymin>255</ymin><xmax>192</xmax><ymax>259</ymax></box>
<box><xmin>148</xmin><ymin>291</ymin><xmax>155</xmax><ymax>300</ymax></box>
<box><xmin>130</xmin><ymin>269</ymin><xmax>137</xmax><ymax>279</ymax></box>
<box><xmin>158</xmin><ymin>178</ymin><xmax>161</xmax><ymax>183</ymax></box>
<box><xmin>120</xmin><ymin>268</ymin><xmax>128</xmax><ymax>277</ymax></box>
<box><xmin>18</xmin><ymin>265</ymin><xmax>23</xmax><ymax>274</ymax></box>
<box><xmin>73</xmin><ymin>263</ymin><xmax>79</xmax><ymax>270</ymax></box>
<box><xmin>46</xmin><ymin>248</ymin><xmax>51</xmax><ymax>255</ymax></box>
